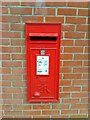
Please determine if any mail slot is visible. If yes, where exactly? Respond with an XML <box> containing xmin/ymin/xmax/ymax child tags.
<box><xmin>26</xmin><ymin>23</ymin><xmax>61</xmax><ymax>102</ymax></box>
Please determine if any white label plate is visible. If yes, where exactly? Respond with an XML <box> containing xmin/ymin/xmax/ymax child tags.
<box><xmin>36</xmin><ymin>56</ymin><xmax>49</xmax><ymax>75</ymax></box>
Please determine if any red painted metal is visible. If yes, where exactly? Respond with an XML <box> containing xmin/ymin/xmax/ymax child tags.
<box><xmin>26</xmin><ymin>23</ymin><xmax>61</xmax><ymax>102</ymax></box>
<box><xmin>29</xmin><ymin>33</ymin><xmax>58</xmax><ymax>37</ymax></box>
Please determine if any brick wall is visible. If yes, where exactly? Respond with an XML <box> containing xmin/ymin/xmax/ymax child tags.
<box><xmin>1</xmin><ymin>1</ymin><xmax>89</xmax><ymax>119</ymax></box>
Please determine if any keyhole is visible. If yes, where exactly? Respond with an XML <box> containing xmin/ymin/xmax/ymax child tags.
<box><xmin>36</xmin><ymin>76</ymin><xmax>38</xmax><ymax>79</ymax></box>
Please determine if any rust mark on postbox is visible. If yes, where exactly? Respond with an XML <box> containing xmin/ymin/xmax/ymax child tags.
<box><xmin>26</xmin><ymin>23</ymin><xmax>61</xmax><ymax>102</ymax></box>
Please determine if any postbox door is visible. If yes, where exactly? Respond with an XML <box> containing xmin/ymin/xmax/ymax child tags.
<box><xmin>28</xmin><ymin>48</ymin><xmax>58</xmax><ymax>101</ymax></box>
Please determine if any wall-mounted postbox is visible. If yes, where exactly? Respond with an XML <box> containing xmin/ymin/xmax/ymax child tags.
<box><xmin>26</xmin><ymin>23</ymin><xmax>61</xmax><ymax>102</ymax></box>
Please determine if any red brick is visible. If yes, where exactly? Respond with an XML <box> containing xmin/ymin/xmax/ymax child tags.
<box><xmin>66</xmin><ymin>17</ymin><xmax>86</xmax><ymax>24</ymax></box>
<box><xmin>23</xmin><ymin>75</ymin><xmax>27</xmax><ymax>80</ymax></box>
<box><xmin>75</xmin><ymin>40</ymin><xmax>88</xmax><ymax>46</ymax></box>
<box><xmin>10</xmin><ymin>8</ymin><xmax>32</xmax><ymax>14</ymax></box>
<box><xmin>62</xmin><ymin>25</ymin><xmax>75</xmax><ymax>31</ymax></box>
<box><xmin>12</xmin><ymin>81</ymin><xmax>26</xmax><ymax>87</ymax></box>
<box><xmin>65</xmin><ymin>32</ymin><xmax>85</xmax><ymax>39</ymax></box>
<box><xmin>2</xmin><ymin>81</ymin><xmax>11</xmax><ymax>86</ymax></box>
<box><xmin>2</xmin><ymin>2</ymin><xmax>20</xmax><ymax>6</ymax></box>
<box><xmin>13</xmin><ymin>94</ymin><xmax>26</xmax><ymax>99</ymax></box>
<box><xmin>2</xmin><ymin>47</ymin><xmax>21</xmax><ymax>53</ymax></box>
<box><xmin>21</xmin><ymin>47</ymin><xmax>26</xmax><ymax>53</ymax></box>
<box><xmin>12</xmin><ymin>68</ymin><xmax>26</xmax><ymax>75</ymax></box>
<box><xmin>10</xmin><ymin>24</ymin><xmax>24</xmax><ymax>31</ymax></box>
<box><xmin>5</xmin><ymin>111</ymin><xmax>22</xmax><ymax>115</ymax></box>
<box><xmin>69</xmin><ymin>115</ymin><xmax>87</xmax><ymax>118</ymax></box>
<box><xmin>60</xmin><ymin>68</ymin><xmax>72</xmax><ymax>73</ymax></box>
<box><xmin>42</xmin><ymin>110</ymin><xmax>59</xmax><ymax>115</ymax></box>
<box><xmin>3</xmin><ymin>31</ymin><xmax>21</xmax><ymax>38</ymax></box>
<box><xmin>2</xmin><ymin>54</ymin><xmax>10</xmax><ymax>60</ymax></box>
<box><xmin>0</xmin><ymin>100</ymin><xmax>2</xmax><ymax>105</ymax></box>
<box><xmin>52</xmin><ymin>115</ymin><xmax>68</xmax><ymax>118</ymax></box>
<box><xmin>62</xmin><ymin>99</ymin><xmax>79</xmax><ymax>104</ymax></box>
<box><xmin>61</xmin><ymin>40</ymin><xmax>73</xmax><ymax>46</ymax></box>
<box><xmin>58</xmin><ymin>8</ymin><xmax>76</xmax><ymax>16</ymax></box>
<box><xmin>13</xmin><ymin>116</ymin><xmax>32</xmax><ymax>118</ymax></box>
<box><xmin>85</xmin><ymin>47</ymin><xmax>88</xmax><ymax>53</ymax></box>
<box><xmin>2</xmin><ymin>94</ymin><xmax>12</xmax><ymax>99</ymax></box>
<box><xmin>2</xmin><ymin>68</ymin><xmax>11</xmax><ymax>74</ymax></box>
<box><xmin>3</xmin><ymin>88</ymin><xmax>22</xmax><ymax>93</ymax></box>
<box><xmin>0</xmin><ymin>38</ymin><xmax>2</xmax><ymax>45</ymax></box>
<box><xmin>72</xmin><ymin>80</ymin><xmax>88</xmax><ymax>85</ymax></box>
<box><xmin>22</xmin><ymin>61</ymin><xmax>26</xmax><ymax>67</ymax></box>
<box><xmin>0</xmin><ymin>31</ymin><xmax>2</xmax><ymax>37</ymax></box>
<box><xmin>63</xmin><ymin>86</ymin><xmax>81</xmax><ymax>92</ymax></box>
<box><xmin>68</xmin><ymin>2</ymin><xmax>88</xmax><ymax>8</ymax></box>
<box><xmin>60</xmin><ymin>93</ymin><xmax>70</xmax><ymax>98</ymax></box>
<box><xmin>64</xmin><ymin>47</ymin><xmax>83</xmax><ymax>53</ymax></box>
<box><xmin>3</xmin><ymin>99</ymin><xmax>22</xmax><ymax>104</ymax></box>
<box><xmin>76</xmin><ymin>25</ymin><xmax>88</xmax><ymax>31</ymax></box>
<box><xmin>2</xmin><ymin>16</ymin><xmax>20</xmax><ymax>23</ymax></box>
<box><xmin>52</xmin><ymin>104</ymin><xmax>69</xmax><ymax>109</ymax></box>
<box><xmin>21</xmin><ymin>88</ymin><xmax>27</xmax><ymax>93</ymax></box>
<box><xmin>0</xmin><ymin>68</ymin><xmax>3</xmax><ymax>74</ymax></box>
<box><xmin>60</xmin><ymin>80</ymin><xmax>71</xmax><ymax>86</ymax></box>
<box><xmin>0</xmin><ymin>88</ymin><xmax>2</xmax><ymax>93</ymax></box>
<box><xmin>83</xmin><ymin>74</ymin><xmax>88</xmax><ymax>79</ymax></box>
<box><xmin>21</xmin><ymin>2</ymin><xmax>35</xmax><ymax>6</ymax></box>
<box><xmin>45</xmin><ymin>16</ymin><xmax>64</xmax><ymax>23</ymax></box>
<box><xmin>84</xmin><ymin>61</ymin><xmax>88</xmax><ymax>66</ymax></box>
<box><xmin>34</xmin><ymin>8</ymin><xmax>55</xmax><ymax>15</ymax></box>
<box><xmin>71</xmin><ymin>104</ymin><xmax>88</xmax><ymax>109</ymax></box>
<box><xmin>74</xmin><ymin>54</ymin><xmax>88</xmax><ymax>60</ymax></box>
<box><xmin>23</xmin><ymin>99</ymin><xmax>30</xmax><ymax>104</ymax></box>
<box><xmin>86</xmin><ymin>32</ymin><xmax>89</xmax><ymax>39</ymax></box>
<box><xmin>81</xmin><ymin>97</ymin><xmax>88</xmax><ymax>103</ymax></box>
<box><xmin>0</xmin><ymin>82</ymin><xmax>1</xmax><ymax>87</ymax></box>
<box><xmin>33</xmin><ymin>105</ymin><xmax>50</xmax><ymax>109</ymax></box>
<box><xmin>73</xmin><ymin>67</ymin><xmax>88</xmax><ymax>73</ymax></box>
<box><xmin>33</xmin><ymin>116</ymin><xmax>50</xmax><ymax>118</ymax></box>
<box><xmin>2</xmin><ymin>75</ymin><xmax>22</xmax><ymax>80</ymax></box>
<box><xmin>24</xmin><ymin>111</ymin><xmax>41</xmax><ymax>115</ymax></box>
<box><xmin>0</xmin><ymin>39</ymin><xmax>2</xmax><ymax>47</ymax></box>
<box><xmin>22</xmin><ymin>16</ymin><xmax>43</xmax><ymax>22</ymax></box>
<box><xmin>45</xmin><ymin>2</ymin><xmax>66</xmax><ymax>7</ymax></box>
<box><xmin>13</xmin><ymin>105</ymin><xmax>32</xmax><ymax>111</ymax></box>
<box><xmin>78</xmin><ymin>9</ymin><xmax>88</xmax><ymax>16</ymax></box>
<box><xmin>0</xmin><ymin>54</ymin><xmax>2</xmax><ymax>60</ymax></box>
<box><xmin>61</xmin><ymin>54</ymin><xmax>72</xmax><ymax>60</ymax></box>
<box><xmin>80</xmin><ymin>110</ymin><xmax>88</xmax><ymax>114</ymax></box>
<box><xmin>72</xmin><ymin>93</ymin><xmax>88</xmax><ymax>97</ymax></box>
<box><xmin>11</xmin><ymin>39</ymin><xmax>25</xmax><ymax>46</ymax></box>
<box><xmin>82</xmin><ymin>86</ymin><xmax>88</xmax><ymax>91</ymax></box>
<box><xmin>62</xmin><ymin>110</ymin><xmax>78</xmax><ymax>114</ymax></box>
<box><xmin>63</xmin><ymin>61</ymin><xmax>82</xmax><ymax>67</ymax></box>
<box><xmin>2</xmin><ymin>61</ymin><xmax>22</xmax><ymax>67</ymax></box>
<box><xmin>2</xmin><ymin>7</ymin><xmax>8</xmax><ymax>14</ymax></box>
<box><xmin>12</xmin><ymin>54</ymin><xmax>26</xmax><ymax>60</ymax></box>
<box><xmin>63</xmin><ymin>74</ymin><xmax>82</xmax><ymax>79</ymax></box>
<box><xmin>3</xmin><ymin>105</ymin><xmax>12</xmax><ymax>111</ymax></box>
<box><xmin>2</xmin><ymin>24</ymin><xmax>9</xmax><ymax>30</ymax></box>
<box><xmin>3</xmin><ymin>116</ymin><xmax>11</xmax><ymax>118</ymax></box>
<box><xmin>2</xmin><ymin>39</ymin><xmax>10</xmax><ymax>45</ymax></box>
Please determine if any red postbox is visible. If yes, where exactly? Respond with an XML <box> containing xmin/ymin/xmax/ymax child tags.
<box><xmin>26</xmin><ymin>23</ymin><xmax>61</xmax><ymax>102</ymax></box>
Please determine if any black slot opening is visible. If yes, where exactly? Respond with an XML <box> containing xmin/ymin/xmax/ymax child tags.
<box><xmin>30</xmin><ymin>36</ymin><xmax>57</xmax><ymax>41</ymax></box>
